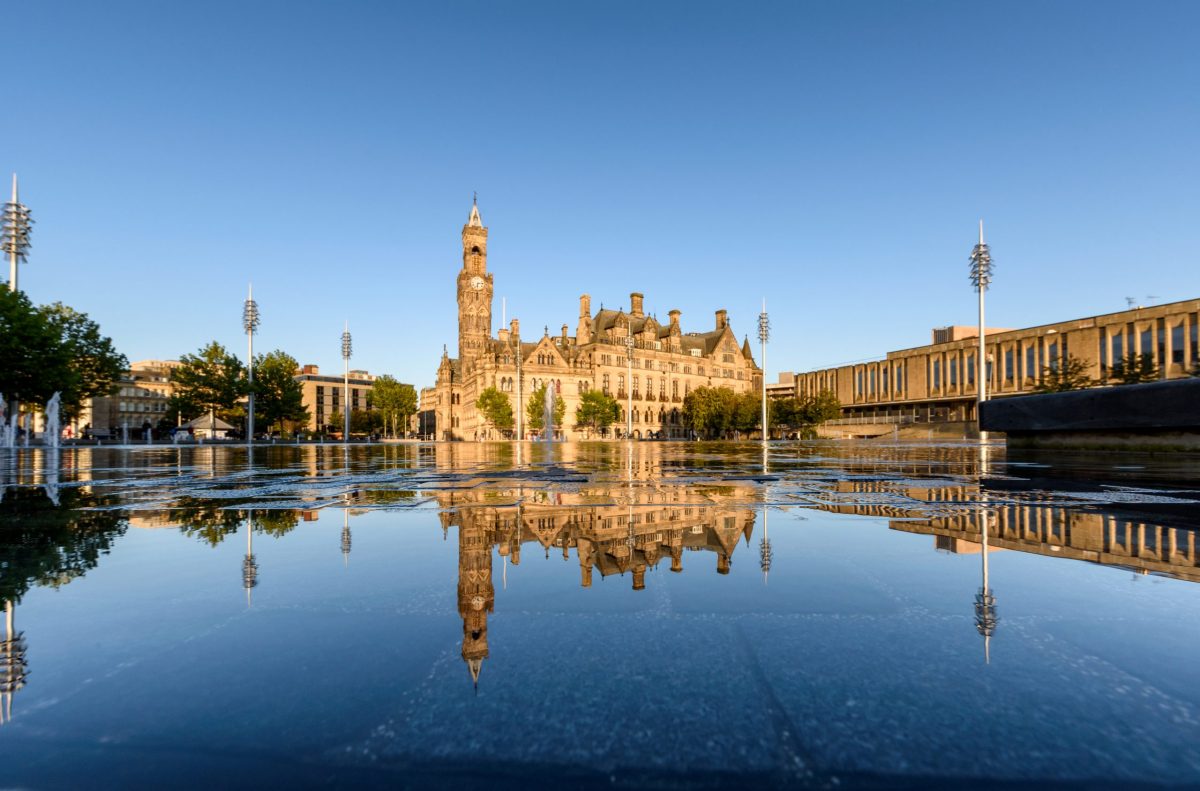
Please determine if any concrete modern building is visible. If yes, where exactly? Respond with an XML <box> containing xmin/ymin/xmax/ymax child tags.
<box><xmin>294</xmin><ymin>364</ymin><xmax>379</xmax><ymax>433</ymax></box>
<box><xmin>428</xmin><ymin>199</ymin><xmax>762</xmax><ymax>440</ymax></box>
<box><xmin>779</xmin><ymin>299</ymin><xmax>1200</xmax><ymax>425</ymax></box>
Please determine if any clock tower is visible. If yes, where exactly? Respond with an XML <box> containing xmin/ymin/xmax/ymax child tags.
<box><xmin>457</xmin><ymin>196</ymin><xmax>493</xmax><ymax>373</ymax></box>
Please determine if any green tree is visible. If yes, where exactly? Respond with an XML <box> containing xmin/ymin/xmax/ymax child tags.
<box><xmin>1034</xmin><ymin>354</ymin><xmax>1094</xmax><ymax>393</ymax></box>
<box><xmin>733</xmin><ymin>391</ymin><xmax>761</xmax><ymax>437</ymax></box>
<box><xmin>798</xmin><ymin>390</ymin><xmax>841</xmax><ymax>426</ymax></box>
<box><xmin>327</xmin><ymin>409</ymin><xmax>344</xmax><ymax>435</ymax></box>
<box><xmin>526</xmin><ymin>383</ymin><xmax>566</xmax><ymax>434</ymax></box>
<box><xmin>373</xmin><ymin>376</ymin><xmax>418</xmax><ymax>437</ymax></box>
<box><xmin>170</xmin><ymin>342</ymin><xmax>247</xmax><ymax>423</ymax></box>
<box><xmin>574</xmin><ymin>389</ymin><xmax>620</xmax><ymax>436</ymax></box>
<box><xmin>682</xmin><ymin>386</ymin><xmax>739</xmax><ymax>438</ymax></box>
<box><xmin>252</xmin><ymin>350</ymin><xmax>309</xmax><ymax>434</ymax></box>
<box><xmin>476</xmin><ymin>386</ymin><xmax>514</xmax><ymax>433</ymax></box>
<box><xmin>0</xmin><ymin>287</ymin><xmax>73</xmax><ymax>410</ymax></box>
<box><xmin>769</xmin><ymin>397</ymin><xmax>800</xmax><ymax>434</ymax></box>
<box><xmin>38</xmin><ymin>302</ymin><xmax>127</xmax><ymax>421</ymax></box>
<box><xmin>1111</xmin><ymin>352</ymin><xmax>1158</xmax><ymax>384</ymax></box>
<box><xmin>350</xmin><ymin>408</ymin><xmax>379</xmax><ymax>435</ymax></box>
<box><xmin>0</xmin><ymin>289</ymin><xmax>127</xmax><ymax>422</ymax></box>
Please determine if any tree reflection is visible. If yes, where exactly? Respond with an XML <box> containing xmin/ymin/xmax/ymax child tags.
<box><xmin>0</xmin><ymin>486</ymin><xmax>129</xmax><ymax>726</ymax></box>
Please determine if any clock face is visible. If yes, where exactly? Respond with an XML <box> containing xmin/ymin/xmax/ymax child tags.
<box><xmin>470</xmin><ymin>276</ymin><xmax>485</xmax><ymax>291</ymax></box>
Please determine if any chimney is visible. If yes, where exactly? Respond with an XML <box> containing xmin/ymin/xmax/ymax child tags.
<box><xmin>668</xmin><ymin>309</ymin><xmax>681</xmax><ymax>332</ymax></box>
<box><xmin>633</xmin><ymin>566</ymin><xmax>646</xmax><ymax>591</ymax></box>
<box><xmin>561</xmin><ymin>324</ymin><xmax>569</xmax><ymax>343</ymax></box>
<box><xmin>510</xmin><ymin>318</ymin><xmax>520</xmax><ymax>338</ymax></box>
<box><xmin>581</xmin><ymin>565</ymin><xmax>593</xmax><ymax>588</ymax></box>
<box><xmin>498</xmin><ymin>328</ymin><xmax>510</xmax><ymax>343</ymax></box>
<box><xmin>579</xmin><ymin>294</ymin><xmax>591</xmax><ymax>317</ymax></box>
<box><xmin>630</xmin><ymin>292</ymin><xmax>644</xmax><ymax>318</ymax></box>
<box><xmin>715</xmin><ymin>309</ymin><xmax>728</xmax><ymax>330</ymax></box>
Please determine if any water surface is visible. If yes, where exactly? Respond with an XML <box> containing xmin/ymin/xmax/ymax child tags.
<box><xmin>1</xmin><ymin>441</ymin><xmax>1198</xmax><ymax>789</ymax></box>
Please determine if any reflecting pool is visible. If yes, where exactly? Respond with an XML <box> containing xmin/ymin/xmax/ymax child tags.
<box><xmin>1</xmin><ymin>441</ymin><xmax>1199</xmax><ymax>789</ymax></box>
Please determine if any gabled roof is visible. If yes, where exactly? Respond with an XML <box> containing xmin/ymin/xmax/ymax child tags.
<box><xmin>184</xmin><ymin>415</ymin><xmax>236</xmax><ymax>430</ymax></box>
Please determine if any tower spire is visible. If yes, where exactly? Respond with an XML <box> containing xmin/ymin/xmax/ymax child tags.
<box><xmin>979</xmin><ymin>218</ymin><xmax>985</xmax><ymax>246</ymax></box>
<box><xmin>468</xmin><ymin>194</ymin><xmax>483</xmax><ymax>227</ymax></box>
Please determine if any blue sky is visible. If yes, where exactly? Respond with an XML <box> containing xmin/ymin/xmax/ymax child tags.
<box><xmin>6</xmin><ymin>1</ymin><xmax>1198</xmax><ymax>386</ymax></box>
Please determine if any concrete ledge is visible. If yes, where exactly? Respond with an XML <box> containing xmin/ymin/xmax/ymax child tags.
<box><xmin>981</xmin><ymin>378</ymin><xmax>1200</xmax><ymax>452</ymax></box>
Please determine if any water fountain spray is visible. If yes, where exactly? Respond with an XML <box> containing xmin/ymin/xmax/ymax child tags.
<box><xmin>543</xmin><ymin>380</ymin><xmax>556</xmax><ymax>442</ymax></box>
<box><xmin>44</xmin><ymin>392</ymin><xmax>61</xmax><ymax>449</ymax></box>
<box><xmin>969</xmin><ymin>221</ymin><xmax>994</xmax><ymax>438</ymax></box>
<box><xmin>341</xmin><ymin>323</ymin><xmax>353</xmax><ymax>443</ymax></box>
<box><xmin>243</xmin><ymin>284</ymin><xmax>260</xmax><ymax>443</ymax></box>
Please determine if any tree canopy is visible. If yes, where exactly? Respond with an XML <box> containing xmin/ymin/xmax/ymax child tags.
<box><xmin>1035</xmin><ymin>354</ymin><xmax>1094</xmax><ymax>393</ymax></box>
<box><xmin>476</xmin><ymin>386</ymin><xmax>514</xmax><ymax>432</ymax></box>
<box><xmin>0</xmin><ymin>289</ymin><xmax>126</xmax><ymax>418</ymax></box>
<box><xmin>574</xmin><ymin>389</ymin><xmax>620</xmax><ymax>436</ymax></box>
<box><xmin>373</xmin><ymin>375</ymin><xmax>418</xmax><ymax>437</ymax></box>
<box><xmin>252</xmin><ymin>350</ymin><xmax>309</xmax><ymax>433</ymax></box>
<box><xmin>683</xmin><ymin>386</ymin><xmax>841</xmax><ymax>438</ymax></box>
<box><xmin>1110</xmin><ymin>353</ymin><xmax>1158</xmax><ymax>385</ymax></box>
<box><xmin>169</xmin><ymin>342</ymin><xmax>247</xmax><ymax>423</ymax></box>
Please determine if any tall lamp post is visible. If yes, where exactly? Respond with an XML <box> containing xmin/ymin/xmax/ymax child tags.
<box><xmin>243</xmin><ymin>284</ymin><xmax>260</xmax><ymax>443</ymax></box>
<box><xmin>969</xmin><ymin>221</ymin><xmax>994</xmax><ymax>438</ymax></box>
<box><xmin>2</xmin><ymin>174</ymin><xmax>32</xmax><ymax>293</ymax></box>
<box><xmin>758</xmin><ymin>299</ymin><xmax>770</xmax><ymax>445</ymax></box>
<box><xmin>2</xmin><ymin>174</ymin><xmax>32</xmax><ymax>429</ymax></box>
<box><xmin>625</xmin><ymin>335</ymin><xmax>635</xmax><ymax>440</ymax></box>
<box><xmin>341</xmin><ymin>322</ymin><xmax>353</xmax><ymax>443</ymax></box>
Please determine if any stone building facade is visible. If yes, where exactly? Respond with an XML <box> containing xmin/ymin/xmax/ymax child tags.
<box><xmin>78</xmin><ymin>359</ymin><xmax>179</xmax><ymax>437</ymax></box>
<box><xmin>428</xmin><ymin>201</ymin><xmax>762</xmax><ymax>440</ymax></box>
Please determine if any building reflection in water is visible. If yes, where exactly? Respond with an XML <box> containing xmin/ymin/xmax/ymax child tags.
<box><xmin>442</xmin><ymin>485</ymin><xmax>758</xmax><ymax>688</ymax></box>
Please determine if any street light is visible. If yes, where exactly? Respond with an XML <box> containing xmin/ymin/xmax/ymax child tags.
<box><xmin>243</xmin><ymin>284</ymin><xmax>260</xmax><ymax>443</ymax></box>
<box><xmin>341</xmin><ymin>322</ymin><xmax>353</xmax><ymax>443</ymax></box>
<box><xmin>758</xmin><ymin>299</ymin><xmax>770</xmax><ymax>446</ymax></box>
<box><xmin>2</xmin><ymin>174</ymin><xmax>32</xmax><ymax>293</ymax></box>
<box><xmin>969</xmin><ymin>220</ymin><xmax>994</xmax><ymax>438</ymax></box>
<box><xmin>625</xmin><ymin>334</ymin><xmax>635</xmax><ymax>440</ymax></box>
<box><xmin>2</xmin><ymin>175</ymin><xmax>33</xmax><ymax>430</ymax></box>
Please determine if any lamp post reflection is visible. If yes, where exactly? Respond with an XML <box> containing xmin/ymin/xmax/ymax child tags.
<box><xmin>341</xmin><ymin>508</ymin><xmax>352</xmax><ymax>567</ymax></box>
<box><xmin>242</xmin><ymin>519</ymin><xmax>258</xmax><ymax>607</ymax></box>
<box><xmin>974</xmin><ymin>444</ymin><xmax>999</xmax><ymax>663</ymax></box>
<box><xmin>1</xmin><ymin>600</ymin><xmax>28</xmax><ymax>726</ymax></box>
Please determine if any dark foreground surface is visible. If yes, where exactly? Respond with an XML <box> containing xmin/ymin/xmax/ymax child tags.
<box><xmin>1</xmin><ymin>441</ymin><xmax>1198</xmax><ymax>789</ymax></box>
